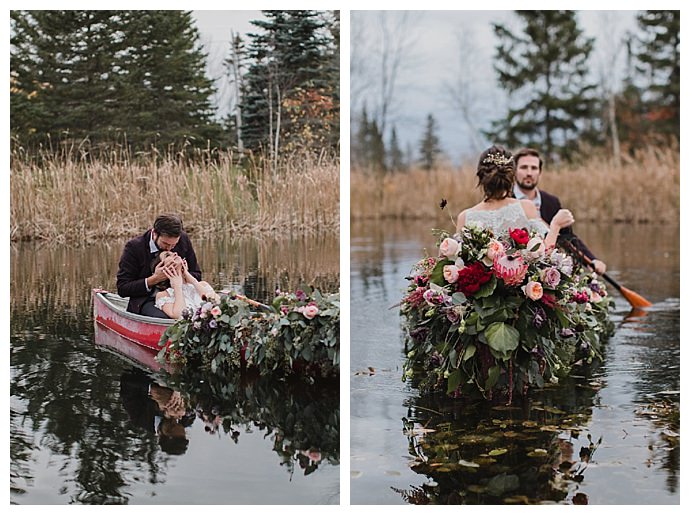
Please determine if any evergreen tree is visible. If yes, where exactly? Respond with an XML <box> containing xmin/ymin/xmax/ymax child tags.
<box><xmin>368</xmin><ymin>120</ymin><xmax>386</xmax><ymax>172</ymax></box>
<box><xmin>240</xmin><ymin>10</ymin><xmax>338</xmax><ymax>156</ymax></box>
<box><xmin>10</xmin><ymin>10</ymin><xmax>222</xmax><ymax>154</ymax></box>
<box><xmin>419</xmin><ymin>114</ymin><xmax>442</xmax><ymax>171</ymax></box>
<box><xmin>488</xmin><ymin>11</ymin><xmax>597</xmax><ymax>161</ymax></box>
<box><xmin>633</xmin><ymin>10</ymin><xmax>680</xmax><ymax>139</ymax></box>
<box><xmin>388</xmin><ymin>126</ymin><xmax>405</xmax><ymax>172</ymax></box>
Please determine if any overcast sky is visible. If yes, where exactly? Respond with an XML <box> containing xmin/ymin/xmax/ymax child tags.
<box><xmin>350</xmin><ymin>10</ymin><xmax>641</xmax><ymax>164</ymax></box>
<box><xmin>191</xmin><ymin>10</ymin><xmax>641</xmax><ymax>164</ymax></box>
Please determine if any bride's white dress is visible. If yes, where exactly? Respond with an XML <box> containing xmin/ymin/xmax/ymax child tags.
<box><xmin>155</xmin><ymin>282</ymin><xmax>204</xmax><ymax>312</ymax></box>
<box><xmin>464</xmin><ymin>202</ymin><xmax>548</xmax><ymax>236</ymax></box>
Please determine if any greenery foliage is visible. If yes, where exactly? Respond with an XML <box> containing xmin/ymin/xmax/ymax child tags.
<box><xmin>158</xmin><ymin>287</ymin><xmax>339</xmax><ymax>379</ymax></box>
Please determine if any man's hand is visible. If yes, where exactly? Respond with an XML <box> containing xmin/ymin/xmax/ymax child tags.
<box><xmin>591</xmin><ymin>259</ymin><xmax>607</xmax><ymax>275</ymax></box>
<box><xmin>148</xmin><ymin>259</ymin><xmax>169</xmax><ymax>287</ymax></box>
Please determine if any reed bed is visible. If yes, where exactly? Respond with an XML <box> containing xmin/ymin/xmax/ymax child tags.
<box><xmin>351</xmin><ymin>145</ymin><xmax>679</xmax><ymax>225</ymax></box>
<box><xmin>10</xmin><ymin>149</ymin><xmax>340</xmax><ymax>244</ymax></box>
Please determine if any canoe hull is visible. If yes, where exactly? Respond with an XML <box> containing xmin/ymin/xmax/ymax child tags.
<box><xmin>92</xmin><ymin>289</ymin><xmax>174</xmax><ymax>351</ymax></box>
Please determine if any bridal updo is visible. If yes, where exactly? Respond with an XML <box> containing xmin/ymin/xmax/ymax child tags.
<box><xmin>476</xmin><ymin>145</ymin><xmax>514</xmax><ymax>201</ymax></box>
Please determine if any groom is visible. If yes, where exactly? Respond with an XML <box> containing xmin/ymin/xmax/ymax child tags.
<box><xmin>512</xmin><ymin>148</ymin><xmax>607</xmax><ymax>275</ymax></box>
<box><xmin>116</xmin><ymin>213</ymin><xmax>202</xmax><ymax>317</ymax></box>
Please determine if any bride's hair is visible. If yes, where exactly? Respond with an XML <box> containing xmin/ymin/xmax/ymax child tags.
<box><xmin>476</xmin><ymin>145</ymin><xmax>514</xmax><ymax>201</ymax></box>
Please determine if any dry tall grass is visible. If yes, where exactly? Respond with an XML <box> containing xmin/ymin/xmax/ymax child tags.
<box><xmin>10</xmin><ymin>149</ymin><xmax>339</xmax><ymax>243</ymax></box>
<box><xmin>351</xmin><ymin>145</ymin><xmax>679</xmax><ymax>225</ymax></box>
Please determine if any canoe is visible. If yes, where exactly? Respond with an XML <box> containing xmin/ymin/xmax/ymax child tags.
<box><xmin>94</xmin><ymin>322</ymin><xmax>168</xmax><ymax>372</ymax></box>
<box><xmin>92</xmin><ymin>288</ymin><xmax>173</xmax><ymax>351</ymax></box>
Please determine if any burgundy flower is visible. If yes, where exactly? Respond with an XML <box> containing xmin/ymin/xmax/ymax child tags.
<box><xmin>295</xmin><ymin>289</ymin><xmax>307</xmax><ymax>301</ymax></box>
<box><xmin>456</xmin><ymin>262</ymin><xmax>493</xmax><ymax>295</ymax></box>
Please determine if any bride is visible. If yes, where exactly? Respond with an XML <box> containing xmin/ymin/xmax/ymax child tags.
<box><xmin>152</xmin><ymin>251</ymin><xmax>218</xmax><ymax>319</ymax></box>
<box><xmin>456</xmin><ymin>145</ymin><xmax>574</xmax><ymax>249</ymax></box>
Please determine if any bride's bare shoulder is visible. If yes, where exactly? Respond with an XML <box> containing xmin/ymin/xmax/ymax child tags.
<box><xmin>519</xmin><ymin>199</ymin><xmax>539</xmax><ymax>218</ymax></box>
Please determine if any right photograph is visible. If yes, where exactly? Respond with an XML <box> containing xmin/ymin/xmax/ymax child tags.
<box><xmin>350</xmin><ymin>10</ymin><xmax>679</xmax><ymax>505</ymax></box>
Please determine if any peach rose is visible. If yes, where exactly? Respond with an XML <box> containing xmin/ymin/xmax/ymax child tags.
<box><xmin>439</xmin><ymin>237</ymin><xmax>461</xmax><ymax>258</ymax></box>
<box><xmin>210</xmin><ymin>306</ymin><xmax>222</xmax><ymax>317</ymax></box>
<box><xmin>443</xmin><ymin>264</ymin><xmax>460</xmax><ymax>284</ymax></box>
<box><xmin>522</xmin><ymin>280</ymin><xmax>544</xmax><ymax>301</ymax></box>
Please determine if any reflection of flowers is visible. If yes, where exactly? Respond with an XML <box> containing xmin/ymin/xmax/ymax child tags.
<box><xmin>400</xmin><ymin>223</ymin><xmax>614</xmax><ymax>401</ymax></box>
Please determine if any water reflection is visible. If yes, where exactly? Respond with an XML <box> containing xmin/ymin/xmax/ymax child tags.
<box><xmin>350</xmin><ymin>220</ymin><xmax>679</xmax><ymax>505</ymax></box>
<box><xmin>10</xmin><ymin>234</ymin><xmax>339</xmax><ymax>504</ymax></box>
<box><xmin>398</xmin><ymin>370</ymin><xmax>603</xmax><ymax>504</ymax></box>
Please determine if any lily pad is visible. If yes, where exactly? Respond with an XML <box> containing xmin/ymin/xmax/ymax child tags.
<box><xmin>488</xmin><ymin>448</ymin><xmax>508</xmax><ymax>456</ymax></box>
<box><xmin>458</xmin><ymin>459</ymin><xmax>481</xmax><ymax>468</ymax></box>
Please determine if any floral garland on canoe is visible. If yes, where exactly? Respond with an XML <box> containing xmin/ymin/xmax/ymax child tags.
<box><xmin>157</xmin><ymin>286</ymin><xmax>339</xmax><ymax>379</ymax></box>
<box><xmin>400</xmin><ymin>222</ymin><xmax>614</xmax><ymax>403</ymax></box>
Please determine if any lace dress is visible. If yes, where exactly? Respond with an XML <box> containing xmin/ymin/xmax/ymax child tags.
<box><xmin>464</xmin><ymin>202</ymin><xmax>548</xmax><ymax>237</ymax></box>
<box><xmin>155</xmin><ymin>282</ymin><xmax>204</xmax><ymax>312</ymax></box>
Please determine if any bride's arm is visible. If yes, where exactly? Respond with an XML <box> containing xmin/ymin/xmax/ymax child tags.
<box><xmin>521</xmin><ymin>200</ymin><xmax>573</xmax><ymax>249</ymax></box>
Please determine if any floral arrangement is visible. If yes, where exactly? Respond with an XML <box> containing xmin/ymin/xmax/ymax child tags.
<box><xmin>157</xmin><ymin>286</ymin><xmax>339</xmax><ymax>379</ymax></box>
<box><xmin>400</xmin><ymin>222</ymin><xmax>614</xmax><ymax>402</ymax></box>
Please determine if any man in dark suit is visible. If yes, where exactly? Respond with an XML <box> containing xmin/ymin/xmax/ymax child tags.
<box><xmin>512</xmin><ymin>148</ymin><xmax>607</xmax><ymax>275</ymax></box>
<box><xmin>116</xmin><ymin>213</ymin><xmax>202</xmax><ymax>317</ymax></box>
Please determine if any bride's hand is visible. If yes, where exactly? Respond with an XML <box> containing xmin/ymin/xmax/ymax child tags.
<box><xmin>163</xmin><ymin>264</ymin><xmax>184</xmax><ymax>288</ymax></box>
<box><xmin>550</xmin><ymin>209</ymin><xmax>574</xmax><ymax>230</ymax></box>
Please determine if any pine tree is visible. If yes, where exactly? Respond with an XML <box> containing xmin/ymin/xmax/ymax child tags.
<box><xmin>10</xmin><ymin>10</ymin><xmax>222</xmax><ymax>154</ymax></box>
<box><xmin>488</xmin><ymin>11</ymin><xmax>597</xmax><ymax>161</ymax></box>
<box><xmin>633</xmin><ymin>10</ymin><xmax>679</xmax><ymax>139</ymax></box>
<box><xmin>419</xmin><ymin>114</ymin><xmax>442</xmax><ymax>171</ymax></box>
<box><xmin>240</xmin><ymin>10</ymin><xmax>338</xmax><ymax>156</ymax></box>
<box><xmin>388</xmin><ymin>126</ymin><xmax>405</xmax><ymax>172</ymax></box>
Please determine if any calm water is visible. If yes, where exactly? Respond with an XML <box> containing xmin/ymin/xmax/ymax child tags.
<box><xmin>350</xmin><ymin>220</ymin><xmax>679</xmax><ymax>505</ymax></box>
<box><xmin>10</xmin><ymin>234</ymin><xmax>340</xmax><ymax>505</ymax></box>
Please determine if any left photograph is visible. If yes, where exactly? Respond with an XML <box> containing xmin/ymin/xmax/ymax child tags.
<box><xmin>10</xmin><ymin>10</ymin><xmax>340</xmax><ymax>504</ymax></box>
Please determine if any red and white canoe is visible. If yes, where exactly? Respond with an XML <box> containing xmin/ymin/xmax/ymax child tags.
<box><xmin>92</xmin><ymin>288</ymin><xmax>174</xmax><ymax>351</ymax></box>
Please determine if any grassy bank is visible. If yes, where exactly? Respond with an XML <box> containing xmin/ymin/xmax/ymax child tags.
<box><xmin>351</xmin><ymin>145</ymin><xmax>679</xmax><ymax>225</ymax></box>
<box><xmin>11</xmin><ymin>149</ymin><xmax>339</xmax><ymax>243</ymax></box>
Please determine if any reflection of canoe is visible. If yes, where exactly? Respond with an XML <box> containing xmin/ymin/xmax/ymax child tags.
<box><xmin>92</xmin><ymin>289</ymin><xmax>173</xmax><ymax>351</ymax></box>
<box><xmin>94</xmin><ymin>322</ymin><xmax>168</xmax><ymax>372</ymax></box>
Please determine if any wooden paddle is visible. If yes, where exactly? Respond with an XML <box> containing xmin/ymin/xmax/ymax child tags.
<box><xmin>559</xmin><ymin>237</ymin><xmax>652</xmax><ymax>308</ymax></box>
<box><xmin>219</xmin><ymin>290</ymin><xmax>273</xmax><ymax>311</ymax></box>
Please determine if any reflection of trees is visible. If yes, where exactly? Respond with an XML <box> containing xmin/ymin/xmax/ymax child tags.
<box><xmin>10</xmin><ymin>319</ymin><xmax>172</xmax><ymax>504</ymax></box>
<box><xmin>157</xmin><ymin>369</ymin><xmax>340</xmax><ymax>477</ymax></box>
<box><xmin>397</xmin><ymin>371</ymin><xmax>601</xmax><ymax>504</ymax></box>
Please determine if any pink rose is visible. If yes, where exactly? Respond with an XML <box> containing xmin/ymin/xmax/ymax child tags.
<box><xmin>486</xmin><ymin>239</ymin><xmax>505</xmax><ymax>260</ymax></box>
<box><xmin>590</xmin><ymin>291</ymin><xmax>602</xmax><ymax>303</ymax></box>
<box><xmin>443</xmin><ymin>264</ymin><xmax>460</xmax><ymax>284</ymax></box>
<box><xmin>540</xmin><ymin>267</ymin><xmax>561</xmax><ymax>288</ymax></box>
<box><xmin>303</xmin><ymin>304</ymin><xmax>319</xmax><ymax>319</ymax></box>
<box><xmin>483</xmin><ymin>239</ymin><xmax>504</xmax><ymax>266</ymax></box>
<box><xmin>210</xmin><ymin>306</ymin><xmax>222</xmax><ymax>317</ymax></box>
<box><xmin>439</xmin><ymin>237</ymin><xmax>460</xmax><ymax>258</ymax></box>
<box><xmin>522</xmin><ymin>280</ymin><xmax>544</xmax><ymax>301</ymax></box>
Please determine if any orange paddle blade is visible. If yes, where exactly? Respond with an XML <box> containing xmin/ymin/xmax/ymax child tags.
<box><xmin>619</xmin><ymin>286</ymin><xmax>653</xmax><ymax>308</ymax></box>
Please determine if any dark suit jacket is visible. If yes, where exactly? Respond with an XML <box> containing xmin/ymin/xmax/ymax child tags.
<box><xmin>539</xmin><ymin>189</ymin><xmax>596</xmax><ymax>261</ymax></box>
<box><xmin>116</xmin><ymin>229</ymin><xmax>202</xmax><ymax>314</ymax></box>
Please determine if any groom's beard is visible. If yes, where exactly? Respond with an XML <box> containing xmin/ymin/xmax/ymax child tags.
<box><xmin>517</xmin><ymin>179</ymin><xmax>538</xmax><ymax>190</ymax></box>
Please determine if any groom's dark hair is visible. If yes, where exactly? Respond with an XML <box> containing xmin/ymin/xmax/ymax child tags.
<box><xmin>153</xmin><ymin>214</ymin><xmax>183</xmax><ymax>237</ymax></box>
<box><xmin>513</xmin><ymin>147</ymin><xmax>543</xmax><ymax>171</ymax></box>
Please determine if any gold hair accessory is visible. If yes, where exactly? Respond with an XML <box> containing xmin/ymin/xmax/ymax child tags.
<box><xmin>482</xmin><ymin>152</ymin><xmax>513</xmax><ymax>167</ymax></box>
